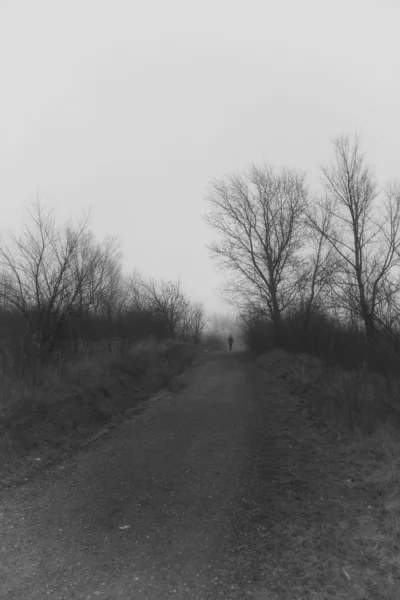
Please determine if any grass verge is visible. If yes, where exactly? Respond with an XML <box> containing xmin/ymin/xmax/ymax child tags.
<box><xmin>255</xmin><ymin>349</ymin><xmax>400</xmax><ymax>598</ymax></box>
<box><xmin>0</xmin><ymin>338</ymin><xmax>196</xmax><ymax>482</ymax></box>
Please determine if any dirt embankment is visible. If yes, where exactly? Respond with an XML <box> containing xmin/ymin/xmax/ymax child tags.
<box><xmin>0</xmin><ymin>341</ymin><xmax>195</xmax><ymax>483</ymax></box>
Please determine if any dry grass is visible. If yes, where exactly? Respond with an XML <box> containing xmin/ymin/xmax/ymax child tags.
<box><xmin>257</xmin><ymin>349</ymin><xmax>400</xmax><ymax>597</ymax></box>
<box><xmin>0</xmin><ymin>337</ymin><xmax>177</xmax><ymax>421</ymax></box>
<box><xmin>278</xmin><ymin>351</ymin><xmax>400</xmax><ymax>434</ymax></box>
<box><xmin>0</xmin><ymin>337</ymin><xmax>196</xmax><ymax>482</ymax></box>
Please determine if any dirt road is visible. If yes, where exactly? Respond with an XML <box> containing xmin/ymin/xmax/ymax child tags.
<box><xmin>0</xmin><ymin>352</ymin><xmax>268</xmax><ymax>599</ymax></box>
<box><xmin>0</xmin><ymin>351</ymin><xmax>395</xmax><ymax>599</ymax></box>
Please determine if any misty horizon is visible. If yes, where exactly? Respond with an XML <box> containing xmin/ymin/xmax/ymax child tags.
<box><xmin>1</xmin><ymin>0</ymin><xmax>399</xmax><ymax>315</ymax></box>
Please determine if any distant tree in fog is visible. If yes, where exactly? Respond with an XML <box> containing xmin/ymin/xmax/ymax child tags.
<box><xmin>207</xmin><ymin>312</ymin><xmax>237</xmax><ymax>336</ymax></box>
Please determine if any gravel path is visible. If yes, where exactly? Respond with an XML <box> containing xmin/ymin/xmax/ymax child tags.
<box><xmin>0</xmin><ymin>352</ymin><xmax>276</xmax><ymax>599</ymax></box>
<box><xmin>2</xmin><ymin>351</ymin><xmax>391</xmax><ymax>599</ymax></box>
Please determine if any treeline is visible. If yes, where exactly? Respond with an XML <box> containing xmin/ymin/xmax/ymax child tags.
<box><xmin>205</xmin><ymin>135</ymin><xmax>400</xmax><ymax>373</ymax></box>
<box><xmin>0</xmin><ymin>202</ymin><xmax>205</xmax><ymax>375</ymax></box>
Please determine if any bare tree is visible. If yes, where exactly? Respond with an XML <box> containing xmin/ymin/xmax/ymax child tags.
<box><xmin>76</xmin><ymin>233</ymin><xmax>125</xmax><ymax>319</ymax></box>
<box><xmin>365</xmin><ymin>183</ymin><xmax>400</xmax><ymax>354</ymax></box>
<box><xmin>125</xmin><ymin>272</ymin><xmax>152</xmax><ymax>314</ymax></box>
<box><xmin>204</xmin><ymin>164</ymin><xmax>309</xmax><ymax>331</ymax></box>
<box><xmin>308</xmin><ymin>136</ymin><xmax>400</xmax><ymax>353</ymax></box>
<box><xmin>141</xmin><ymin>279</ymin><xmax>188</xmax><ymax>339</ymax></box>
<box><xmin>178</xmin><ymin>301</ymin><xmax>206</xmax><ymax>344</ymax></box>
<box><xmin>300</xmin><ymin>202</ymin><xmax>339</xmax><ymax>333</ymax></box>
<box><xmin>0</xmin><ymin>201</ymin><xmax>92</xmax><ymax>356</ymax></box>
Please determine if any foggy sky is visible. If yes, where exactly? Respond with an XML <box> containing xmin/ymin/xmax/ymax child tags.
<box><xmin>1</xmin><ymin>0</ymin><xmax>399</xmax><ymax>314</ymax></box>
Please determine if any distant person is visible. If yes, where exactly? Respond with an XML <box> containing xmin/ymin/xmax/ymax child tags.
<box><xmin>228</xmin><ymin>334</ymin><xmax>234</xmax><ymax>351</ymax></box>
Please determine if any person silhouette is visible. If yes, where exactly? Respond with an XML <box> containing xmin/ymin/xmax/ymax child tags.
<box><xmin>228</xmin><ymin>334</ymin><xmax>234</xmax><ymax>351</ymax></box>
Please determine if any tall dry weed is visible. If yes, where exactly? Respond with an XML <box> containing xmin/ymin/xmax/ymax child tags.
<box><xmin>260</xmin><ymin>349</ymin><xmax>400</xmax><ymax>539</ymax></box>
<box><xmin>0</xmin><ymin>337</ymin><xmax>175</xmax><ymax>421</ymax></box>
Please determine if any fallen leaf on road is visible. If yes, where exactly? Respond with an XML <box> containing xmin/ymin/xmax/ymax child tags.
<box><xmin>342</xmin><ymin>567</ymin><xmax>351</xmax><ymax>581</ymax></box>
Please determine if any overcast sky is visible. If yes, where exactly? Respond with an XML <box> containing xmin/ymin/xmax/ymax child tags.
<box><xmin>1</xmin><ymin>0</ymin><xmax>399</xmax><ymax>314</ymax></box>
